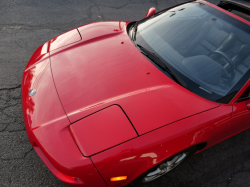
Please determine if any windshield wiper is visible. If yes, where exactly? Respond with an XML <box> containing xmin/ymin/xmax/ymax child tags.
<box><xmin>137</xmin><ymin>44</ymin><xmax>188</xmax><ymax>89</ymax></box>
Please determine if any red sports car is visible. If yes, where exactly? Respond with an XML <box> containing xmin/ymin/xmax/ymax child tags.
<box><xmin>22</xmin><ymin>0</ymin><xmax>250</xmax><ymax>186</ymax></box>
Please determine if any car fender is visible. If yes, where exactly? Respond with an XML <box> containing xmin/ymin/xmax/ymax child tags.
<box><xmin>91</xmin><ymin>104</ymin><xmax>232</xmax><ymax>186</ymax></box>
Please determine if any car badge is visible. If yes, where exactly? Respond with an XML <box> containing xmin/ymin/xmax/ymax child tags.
<box><xmin>29</xmin><ymin>89</ymin><xmax>36</xmax><ymax>97</ymax></box>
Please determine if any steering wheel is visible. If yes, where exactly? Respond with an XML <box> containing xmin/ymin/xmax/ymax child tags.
<box><xmin>208</xmin><ymin>50</ymin><xmax>235</xmax><ymax>82</ymax></box>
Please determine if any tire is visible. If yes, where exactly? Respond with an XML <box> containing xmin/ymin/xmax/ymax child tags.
<box><xmin>130</xmin><ymin>146</ymin><xmax>196</xmax><ymax>186</ymax></box>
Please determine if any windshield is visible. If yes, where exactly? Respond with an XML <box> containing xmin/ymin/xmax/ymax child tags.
<box><xmin>134</xmin><ymin>1</ymin><xmax>250</xmax><ymax>102</ymax></box>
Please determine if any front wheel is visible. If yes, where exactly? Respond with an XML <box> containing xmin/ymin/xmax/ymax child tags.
<box><xmin>130</xmin><ymin>146</ymin><xmax>196</xmax><ymax>186</ymax></box>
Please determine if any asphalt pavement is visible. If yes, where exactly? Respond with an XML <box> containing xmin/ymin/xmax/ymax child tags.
<box><xmin>1</xmin><ymin>0</ymin><xmax>250</xmax><ymax>187</ymax></box>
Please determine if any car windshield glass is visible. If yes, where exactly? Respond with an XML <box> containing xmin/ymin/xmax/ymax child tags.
<box><xmin>135</xmin><ymin>1</ymin><xmax>250</xmax><ymax>99</ymax></box>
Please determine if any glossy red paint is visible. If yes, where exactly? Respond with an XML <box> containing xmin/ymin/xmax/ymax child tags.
<box><xmin>145</xmin><ymin>7</ymin><xmax>156</xmax><ymax>17</ymax></box>
<box><xmin>77</xmin><ymin>21</ymin><xmax>126</xmax><ymax>41</ymax></box>
<box><xmin>69</xmin><ymin>105</ymin><xmax>138</xmax><ymax>157</ymax></box>
<box><xmin>33</xmin><ymin>145</ymin><xmax>84</xmax><ymax>186</ymax></box>
<box><xmin>21</xmin><ymin>1</ymin><xmax>250</xmax><ymax>187</ymax></box>
<box><xmin>25</xmin><ymin>42</ymin><xmax>49</xmax><ymax>69</ymax></box>
<box><xmin>32</xmin><ymin>116</ymin><xmax>106</xmax><ymax>187</ymax></box>
<box><xmin>50</xmin><ymin>21</ymin><xmax>220</xmax><ymax>135</ymax></box>
<box><xmin>48</xmin><ymin>28</ymin><xmax>81</xmax><ymax>52</ymax></box>
<box><xmin>22</xmin><ymin>57</ymin><xmax>106</xmax><ymax>186</ymax></box>
<box><xmin>92</xmin><ymin>104</ymin><xmax>232</xmax><ymax>186</ymax></box>
<box><xmin>228</xmin><ymin>101</ymin><xmax>250</xmax><ymax>135</ymax></box>
<box><xmin>22</xmin><ymin>58</ymin><xmax>63</xmax><ymax>131</ymax></box>
<box><xmin>224</xmin><ymin>79</ymin><xmax>250</xmax><ymax>137</ymax></box>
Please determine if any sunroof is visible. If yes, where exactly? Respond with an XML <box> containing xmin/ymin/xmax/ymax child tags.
<box><xmin>218</xmin><ymin>0</ymin><xmax>250</xmax><ymax>22</ymax></box>
<box><xmin>228</xmin><ymin>9</ymin><xmax>250</xmax><ymax>21</ymax></box>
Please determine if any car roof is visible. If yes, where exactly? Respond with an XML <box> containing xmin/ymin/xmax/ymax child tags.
<box><xmin>218</xmin><ymin>0</ymin><xmax>250</xmax><ymax>9</ymax></box>
<box><xmin>218</xmin><ymin>0</ymin><xmax>250</xmax><ymax>21</ymax></box>
<box><xmin>197</xmin><ymin>0</ymin><xmax>250</xmax><ymax>28</ymax></box>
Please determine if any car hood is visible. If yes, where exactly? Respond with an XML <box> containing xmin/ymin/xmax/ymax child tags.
<box><xmin>50</xmin><ymin>21</ymin><xmax>220</xmax><ymax>135</ymax></box>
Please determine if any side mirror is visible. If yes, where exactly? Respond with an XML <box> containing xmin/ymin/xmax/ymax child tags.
<box><xmin>146</xmin><ymin>7</ymin><xmax>156</xmax><ymax>18</ymax></box>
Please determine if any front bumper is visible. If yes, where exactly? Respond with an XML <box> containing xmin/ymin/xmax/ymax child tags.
<box><xmin>33</xmin><ymin>145</ymin><xmax>84</xmax><ymax>186</ymax></box>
